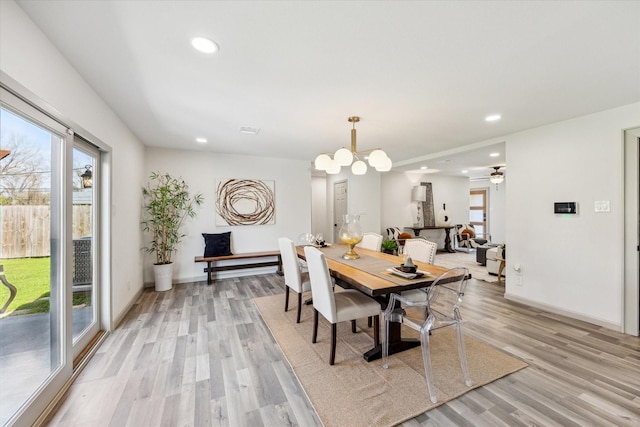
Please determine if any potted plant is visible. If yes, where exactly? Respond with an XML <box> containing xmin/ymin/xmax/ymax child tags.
<box><xmin>142</xmin><ymin>172</ymin><xmax>203</xmax><ymax>291</ymax></box>
<box><xmin>381</xmin><ymin>239</ymin><xmax>398</xmax><ymax>255</ymax></box>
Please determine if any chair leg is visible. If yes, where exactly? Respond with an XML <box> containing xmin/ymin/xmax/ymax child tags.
<box><xmin>312</xmin><ymin>309</ymin><xmax>319</xmax><ymax>343</ymax></box>
<box><xmin>420</xmin><ymin>326</ymin><xmax>438</xmax><ymax>403</ymax></box>
<box><xmin>284</xmin><ymin>286</ymin><xmax>290</xmax><ymax>312</ymax></box>
<box><xmin>382</xmin><ymin>314</ymin><xmax>390</xmax><ymax>369</ymax></box>
<box><xmin>330</xmin><ymin>323</ymin><xmax>337</xmax><ymax>365</ymax></box>
<box><xmin>296</xmin><ymin>292</ymin><xmax>303</xmax><ymax>323</ymax></box>
<box><xmin>351</xmin><ymin>319</ymin><xmax>356</xmax><ymax>333</ymax></box>
<box><xmin>373</xmin><ymin>315</ymin><xmax>380</xmax><ymax>347</ymax></box>
<box><xmin>455</xmin><ymin>322</ymin><xmax>472</xmax><ymax>387</ymax></box>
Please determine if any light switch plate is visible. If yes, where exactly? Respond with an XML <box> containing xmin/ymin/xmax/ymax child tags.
<box><xmin>594</xmin><ymin>201</ymin><xmax>610</xmax><ymax>212</ymax></box>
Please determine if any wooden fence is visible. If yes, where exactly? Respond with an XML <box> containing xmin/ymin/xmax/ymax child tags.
<box><xmin>0</xmin><ymin>205</ymin><xmax>92</xmax><ymax>258</ymax></box>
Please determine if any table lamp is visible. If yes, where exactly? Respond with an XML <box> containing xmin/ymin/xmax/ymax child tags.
<box><xmin>411</xmin><ymin>186</ymin><xmax>427</xmax><ymax>227</ymax></box>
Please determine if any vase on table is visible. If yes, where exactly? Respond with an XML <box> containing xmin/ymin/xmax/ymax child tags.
<box><xmin>436</xmin><ymin>203</ymin><xmax>452</xmax><ymax>227</ymax></box>
<box><xmin>339</xmin><ymin>214</ymin><xmax>363</xmax><ymax>259</ymax></box>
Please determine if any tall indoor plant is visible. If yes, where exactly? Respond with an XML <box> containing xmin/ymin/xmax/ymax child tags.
<box><xmin>142</xmin><ymin>172</ymin><xmax>203</xmax><ymax>291</ymax></box>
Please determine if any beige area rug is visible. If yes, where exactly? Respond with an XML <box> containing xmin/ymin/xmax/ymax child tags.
<box><xmin>254</xmin><ymin>294</ymin><xmax>526</xmax><ymax>427</ymax></box>
<box><xmin>435</xmin><ymin>251</ymin><xmax>499</xmax><ymax>283</ymax></box>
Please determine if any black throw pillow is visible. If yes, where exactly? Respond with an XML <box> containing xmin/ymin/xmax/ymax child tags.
<box><xmin>202</xmin><ymin>232</ymin><xmax>233</xmax><ymax>257</ymax></box>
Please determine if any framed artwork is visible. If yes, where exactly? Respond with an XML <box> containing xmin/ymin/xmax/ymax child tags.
<box><xmin>216</xmin><ymin>178</ymin><xmax>275</xmax><ymax>225</ymax></box>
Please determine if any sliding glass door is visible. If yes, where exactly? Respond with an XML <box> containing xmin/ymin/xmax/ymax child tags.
<box><xmin>0</xmin><ymin>86</ymin><xmax>102</xmax><ymax>426</ymax></box>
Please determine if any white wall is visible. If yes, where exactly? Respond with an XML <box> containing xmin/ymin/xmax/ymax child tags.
<box><xmin>0</xmin><ymin>0</ymin><xmax>146</xmax><ymax>325</ymax></box>
<box><xmin>381</xmin><ymin>171</ymin><xmax>469</xmax><ymax>246</ymax></box>
<box><xmin>505</xmin><ymin>102</ymin><xmax>640</xmax><ymax>330</ymax></box>
<box><xmin>143</xmin><ymin>148</ymin><xmax>312</xmax><ymax>284</ymax></box>
<box><xmin>324</xmin><ymin>169</ymin><xmax>381</xmax><ymax>242</ymax></box>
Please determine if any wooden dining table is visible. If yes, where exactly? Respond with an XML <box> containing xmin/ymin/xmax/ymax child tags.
<box><xmin>296</xmin><ymin>244</ymin><xmax>468</xmax><ymax>362</ymax></box>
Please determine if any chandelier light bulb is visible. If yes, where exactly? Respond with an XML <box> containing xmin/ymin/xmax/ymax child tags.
<box><xmin>351</xmin><ymin>160</ymin><xmax>367</xmax><ymax>175</ymax></box>
<box><xmin>368</xmin><ymin>149</ymin><xmax>387</xmax><ymax>167</ymax></box>
<box><xmin>314</xmin><ymin>154</ymin><xmax>331</xmax><ymax>170</ymax></box>
<box><xmin>326</xmin><ymin>159</ymin><xmax>341</xmax><ymax>174</ymax></box>
<box><xmin>375</xmin><ymin>156</ymin><xmax>392</xmax><ymax>172</ymax></box>
<box><xmin>334</xmin><ymin>147</ymin><xmax>353</xmax><ymax>166</ymax></box>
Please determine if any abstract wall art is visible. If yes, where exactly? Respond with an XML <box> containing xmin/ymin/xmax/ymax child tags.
<box><xmin>215</xmin><ymin>178</ymin><xmax>275</xmax><ymax>226</ymax></box>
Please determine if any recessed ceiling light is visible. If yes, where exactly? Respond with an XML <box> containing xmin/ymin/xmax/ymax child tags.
<box><xmin>485</xmin><ymin>114</ymin><xmax>502</xmax><ymax>122</ymax></box>
<box><xmin>239</xmin><ymin>126</ymin><xmax>260</xmax><ymax>135</ymax></box>
<box><xmin>420</xmin><ymin>166</ymin><xmax>428</xmax><ymax>170</ymax></box>
<box><xmin>461</xmin><ymin>170</ymin><xmax>468</xmax><ymax>173</ymax></box>
<box><xmin>196</xmin><ymin>137</ymin><xmax>207</xmax><ymax>143</ymax></box>
<box><xmin>191</xmin><ymin>37</ymin><xmax>219</xmax><ymax>54</ymax></box>
<box><xmin>489</xmin><ymin>152</ymin><xmax>500</xmax><ymax>157</ymax></box>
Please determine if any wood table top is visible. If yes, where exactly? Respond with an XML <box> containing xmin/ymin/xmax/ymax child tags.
<box><xmin>296</xmin><ymin>244</ymin><xmax>452</xmax><ymax>297</ymax></box>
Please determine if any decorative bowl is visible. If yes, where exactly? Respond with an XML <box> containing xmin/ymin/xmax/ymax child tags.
<box><xmin>399</xmin><ymin>264</ymin><xmax>417</xmax><ymax>273</ymax></box>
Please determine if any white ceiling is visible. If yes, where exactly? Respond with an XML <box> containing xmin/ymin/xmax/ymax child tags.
<box><xmin>16</xmin><ymin>1</ymin><xmax>640</xmax><ymax>178</ymax></box>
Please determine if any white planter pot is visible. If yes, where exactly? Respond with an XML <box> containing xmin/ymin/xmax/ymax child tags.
<box><xmin>153</xmin><ymin>263</ymin><xmax>173</xmax><ymax>292</ymax></box>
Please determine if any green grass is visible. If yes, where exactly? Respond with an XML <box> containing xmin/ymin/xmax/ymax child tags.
<box><xmin>0</xmin><ymin>257</ymin><xmax>92</xmax><ymax>316</ymax></box>
<box><xmin>0</xmin><ymin>257</ymin><xmax>51</xmax><ymax>314</ymax></box>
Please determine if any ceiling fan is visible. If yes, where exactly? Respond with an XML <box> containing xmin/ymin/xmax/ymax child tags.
<box><xmin>489</xmin><ymin>166</ymin><xmax>504</xmax><ymax>184</ymax></box>
<box><xmin>469</xmin><ymin>166</ymin><xmax>506</xmax><ymax>188</ymax></box>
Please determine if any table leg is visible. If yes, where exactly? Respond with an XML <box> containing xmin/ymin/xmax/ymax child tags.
<box><xmin>443</xmin><ymin>227</ymin><xmax>455</xmax><ymax>253</ymax></box>
<box><xmin>363</xmin><ymin>303</ymin><xmax>420</xmax><ymax>362</ymax></box>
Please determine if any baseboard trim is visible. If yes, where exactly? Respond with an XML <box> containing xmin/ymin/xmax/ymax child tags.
<box><xmin>112</xmin><ymin>286</ymin><xmax>144</xmax><ymax>329</ymax></box>
<box><xmin>143</xmin><ymin>267</ymin><xmax>279</xmax><ymax>288</ymax></box>
<box><xmin>504</xmin><ymin>292</ymin><xmax>622</xmax><ymax>332</ymax></box>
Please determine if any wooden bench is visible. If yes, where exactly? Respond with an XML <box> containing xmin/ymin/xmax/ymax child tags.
<box><xmin>195</xmin><ymin>251</ymin><xmax>282</xmax><ymax>284</ymax></box>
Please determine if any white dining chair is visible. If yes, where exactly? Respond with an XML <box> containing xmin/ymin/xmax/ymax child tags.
<box><xmin>357</xmin><ymin>232</ymin><xmax>383</xmax><ymax>252</ymax></box>
<box><xmin>278</xmin><ymin>237</ymin><xmax>311</xmax><ymax>323</ymax></box>
<box><xmin>304</xmin><ymin>246</ymin><xmax>381</xmax><ymax>365</ymax></box>
<box><xmin>400</xmin><ymin>238</ymin><xmax>438</xmax><ymax>301</ymax></box>
<box><xmin>404</xmin><ymin>238</ymin><xmax>437</xmax><ymax>264</ymax></box>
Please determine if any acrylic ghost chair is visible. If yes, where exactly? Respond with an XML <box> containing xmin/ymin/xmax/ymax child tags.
<box><xmin>357</xmin><ymin>232</ymin><xmax>384</xmax><ymax>252</ymax></box>
<box><xmin>303</xmin><ymin>246</ymin><xmax>381</xmax><ymax>365</ymax></box>
<box><xmin>382</xmin><ymin>267</ymin><xmax>472</xmax><ymax>403</ymax></box>
<box><xmin>278</xmin><ymin>237</ymin><xmax>312</xmax><ymax>323</ymax></box>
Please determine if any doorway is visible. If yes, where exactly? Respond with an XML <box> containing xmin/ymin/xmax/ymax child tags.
<box><xmin>333</xmin><ymin>180</ymin><xmax>348</xmax><ymax>242</ymax></box>
<box><xmin>469</xmin><ymin>189</ymin><xmax>489</xmax><ymax>239</ymax></box>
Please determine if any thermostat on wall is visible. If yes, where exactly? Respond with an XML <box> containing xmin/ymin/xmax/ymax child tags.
<box><xmin>554</xmin><ymin>202</ymin><xmax>577</xmax><ymax>214</ymax></box>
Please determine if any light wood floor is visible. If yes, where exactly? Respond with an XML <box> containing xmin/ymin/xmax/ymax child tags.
<box><xmin>45</xmin><ymin>274</ymin><xmax>640</xmax><ymax>426</ymax></box>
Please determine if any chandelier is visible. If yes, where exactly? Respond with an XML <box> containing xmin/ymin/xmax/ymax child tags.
<box><xmin>314</xmin><ymin>116</ymin><xmax>392</xmax><ymax>175</ymax></box>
